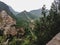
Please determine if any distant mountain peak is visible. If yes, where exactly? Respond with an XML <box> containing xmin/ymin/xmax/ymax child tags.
<box><xmin>22</xmin><ymin>10</ymin><xmax>28</xmax><ymax>13</ymax></box>
<box><xmin>23</xmin><ymin>10</ymin><xmax>27</xmax><ymax>12</ymax></box>
<box><xmin>30</xmin><ymin>9</ymin><xmax>49</xmax><ymax>17</ymax></box>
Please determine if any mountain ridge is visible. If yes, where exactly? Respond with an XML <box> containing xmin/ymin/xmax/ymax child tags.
<box><xmin>0</xmin><ymin>1</ymin><xmax>16</xmax><ymax>19</ymax></box>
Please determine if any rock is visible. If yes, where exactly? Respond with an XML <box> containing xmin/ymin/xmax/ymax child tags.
<box><xmin>46</xmin><ymin>33</ymin><xmax>60</xmax><ymax>45</ymax></box>
<box><xmin>0</xmin><ymin>10</ymin><xmax>17</xmax><ymax>36</ymax></box>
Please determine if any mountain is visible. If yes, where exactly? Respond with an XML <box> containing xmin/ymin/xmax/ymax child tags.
<box><xmin>0</xmin><ymin>1</ymin><xmax>16</xmax><ymax>19</ymax></box>
<box><xmin>0</xmin><ymin>1</ymin><xmax>39</xmax><ymax>27</ymax></box>
<box><xmin>16</xmin><ymin>9</ymin><xmax>49</xmax><ymax>22</ymax></box>
<box><xmin>9</xmin><ymin>6</ymin><xmax>19</xmax><ymax>15</ymax></box>
<box><xmin>30</xmin><ymin>9</ymin><xmax>49</xmax><ymax>17</ymax></box>
<box><xmin>16</xmin><ymin>10</ymin><xmax>39</xmax><ymax>27</ymax></box>
<box><xmin>30</xmin><ymin>9</ymin><xmax>42</xmax><ymax>17</ymax></box>
<box><xmin>16</xmin><ymin>10</ymin><xmax>38</xmax><ymax>21</ymax></box>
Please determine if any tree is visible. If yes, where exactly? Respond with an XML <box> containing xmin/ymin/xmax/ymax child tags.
<box><xmin>42</xmin><ymin>5</ymin><xmax>46</xmax><ymax>18</ymax></box>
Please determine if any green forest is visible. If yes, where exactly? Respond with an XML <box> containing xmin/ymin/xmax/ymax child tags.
<box><xmin>0</xmin><ymin>0</ymin><xmax>60</xmax><ymax>45</ymax></box>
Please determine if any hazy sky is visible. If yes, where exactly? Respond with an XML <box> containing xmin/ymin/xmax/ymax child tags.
<box><xmin>0</xmin><ymin>0</ymin><xmax>54</xmax><ymax>12</ymax></box>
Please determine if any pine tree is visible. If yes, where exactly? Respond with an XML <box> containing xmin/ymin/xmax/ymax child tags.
<box><xmin>42</xmin><ymin>5</ymin><xmax>46</xmax><ymax>18</ymax></box>
<box><xmin>49</xmin><ymin>0</ymin><xmax>60</xmax><ymax>36</ymax></box>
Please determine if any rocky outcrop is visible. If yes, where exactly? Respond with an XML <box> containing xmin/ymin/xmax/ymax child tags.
<box><xmin>0</xmin><ymin>10</ymin><xmax>17</xmax><ymax>36</ymax></box>
<box><xmin>0</xmin><ymin>10</ymin><xmax>17</xmax><ymax>44</ymax></box>
<box><xmin>0</xmin><ymin>10</ymin><xmax>25</xmax><ymax>45</ymax></box>
<box><xmin>46</xmin><ymin>33</ymin><xmax>60</xmax><ymax>45</ymax></box>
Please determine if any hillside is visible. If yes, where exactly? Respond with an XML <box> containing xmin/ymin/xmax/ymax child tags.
<box><xmin>30</xmin><ymin>9</ymin><xmax>42</xmax><ymax>17</ymax></box>
<box><xmin>16</xmin><ymin>10</ymin><xmax>38</xmax><ymax>21</ymax></box>
<box><xmin>9</xmin><ymin>6</ymin><xmax>19</xmax><ymax>15</ymax></box>
<box><xmin>30</xmin><ymin>9</ymin><xmax>49</xmax><ymax>17</ymax></box>
<box><xmin>0</xmin><ymin>1</ymin><xmax>16</xmax><ymax>19</ymax></box>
